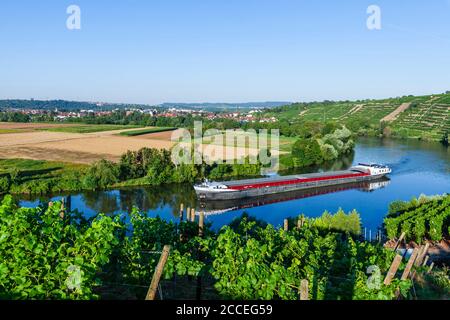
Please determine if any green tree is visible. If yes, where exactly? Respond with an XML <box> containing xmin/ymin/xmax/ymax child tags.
<box><xmin>291</xmin><ymin>138</ymin><xmax>323</xmax><ymax>167</ymax></box>
<box><xmin>83</xmin><ymin>160</ymin><xmax>120</xmax><ymax>190</ymax></box>
<box><xmin>441</xmin><ymin>131</ymin><xmax>449</xmax><ymax>147</ymax></box>
<box><xmin>0</xmin><ymin>176</ymin><xmax>11</xmax><ymax>194</ymax></box>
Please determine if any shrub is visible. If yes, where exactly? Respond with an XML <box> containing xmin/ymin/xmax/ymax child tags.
<box><xmin>0</xmin><ymin>176</ymin><xmax>10</xmax><ymax>194</ymax></box>
<box><xmin>82</xmin><ymin>160</ymin><xmax>120</xmax><ymax>190</ymax></box>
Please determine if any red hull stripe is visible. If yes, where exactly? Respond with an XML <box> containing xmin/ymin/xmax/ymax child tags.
<box><xmin>228</xmin><ymin>173</ymin><xmax>370</xmax><ymax>191</ymax></box>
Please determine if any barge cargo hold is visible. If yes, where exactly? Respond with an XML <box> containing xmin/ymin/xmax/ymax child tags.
<box><xmin>194</xmin><ymin>163</ymin><xmax>392</xmax><ymax>201</ymax></box>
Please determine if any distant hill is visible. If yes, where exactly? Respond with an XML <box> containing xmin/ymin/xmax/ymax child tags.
<box><xmin>0</xmin><ymin>99</ymin><xmax>290</xmax><ymax>112</ymax></box>
<box><xmin>0</xmin><ymin>99</ymin><xmax>153</xmax><ymax>111</ymax></box>
<box><xmin>158</xmin><ymin>102</ymin><xmax>291</xmax><ymax>111</ymax></box>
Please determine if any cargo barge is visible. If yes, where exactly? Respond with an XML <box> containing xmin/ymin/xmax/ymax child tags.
<box><xmin>198</xmin><ymin>178</ymin><xmax>390</xmax><ymax>216</ymax></box>
<box><xmin>194</xmin><ymin>163</ymin><xmax>392</xmax><ymax>201</ymax></box>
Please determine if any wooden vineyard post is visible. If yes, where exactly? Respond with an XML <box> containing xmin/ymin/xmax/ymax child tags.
<box><xmin>186</xmin><ymin>207</ymin><xmax>191</xmax><ymax>221</ymax></box>
<box><xmin>196</xmin><ymin>211</ymin><xmax>206</xmax><ymax>300</ymax></box>
<box><xmin>191</xmin><ymin>208</ymin><xmax>196</xmax><ymax>222</ymax></box>
<box><xmin>297</xmin><ymin>216</ymin><xmax>305</xmax><ymax>229</ymax></box>
<box><xmin>415</xmin><ymin>243</ymin><xmax>430</xmax><ymax>266</ymax></box>
<box><xmin>422</xmin><ymin>256</ymin><xmax>429</xmax><ymax>267</ymax></box>
<box><xmin>427</xmin><ymin>262</ymin><xmax>434</xmax><ymax>274</ymax></box>
<box><xmin>384</xmin><ymin>254</ymin><xmax>403</xmax><ymax>285</ymax></box>
<box><xmin>179</xmin><ymin>204</ymin><xmax>185</xmax><ymax>242</ymax></box>
<box><xmin>60</xmin><ymin>198</ymin><xmax>65</xmax><ymax>219</ymax></box>
<box><xmin>393</xmin><ymin>232</ymin><xmax>406</xmax><ymax>252</ymax></box>
<box><xmin>66</xmin><ymin>195</ymin><xmax>72</xmax><ymax>213</ymax></box>
<box><xmin>199</xmin><ymin>211</ymin><xmax>205</xmax><ymax>237</ymax></box>
<box><xmin>414</xmin><ymin>245</ymin><xmax>424</xmax><ymax>266</ymax></box>
<box><xmin>401</xmin><ymin>248</ymin><xmax>419</xmax><ymax>280</ymax></box>
<box><xmin>284</xmin><ymin>219</ymin><xmax>289</xmax><ymax>231</ymax></box>
<box><xmin>299</xmin><ymin>279</ymin><xmax>309</xmax><ymax>300</ymax></box>
<box><xmin>179</xmin><ymin>203</ymin><xmax>184</xmax><ymax>221</ymax></box>
<box><xmin>146</xmin><ymin>245</ymin><xmax>171</xmax><ymax>300</ymax></box>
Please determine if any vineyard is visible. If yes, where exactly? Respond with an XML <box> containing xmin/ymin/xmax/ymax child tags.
<box><xmin>0</xmin><ymin>196</ymin><xmax>425</xmax><ymax>300</ymax></box>
<box><xmin>264</xmin><ymin>92</ymin><xmax>450</xmax><ymax>141</ymax></box>
<box><xmin>392</xmin><ymin>95</ymin><xmax>450</xmax><ymax>140</ymax></box>
<box><xmin>384</xmin><ymin>194</ymin><xmax>450</xmax><ymax>244</ymax></box>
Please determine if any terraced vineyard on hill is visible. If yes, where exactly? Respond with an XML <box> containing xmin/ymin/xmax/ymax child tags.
<box><xmin>265</xmin><ymin>93</ymin><xmax>450</xmax><ymax>141</ymax></box>
<box><xmin>393</xmin><ymin>95</ymin><xmax>450</xmax><ymax>140</ymax></box>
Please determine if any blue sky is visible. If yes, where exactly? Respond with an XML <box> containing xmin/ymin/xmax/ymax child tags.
<box><xmin>1</xmin><ymin>0</ymin><xmax>450</xmax><ymax>104</ymax></box>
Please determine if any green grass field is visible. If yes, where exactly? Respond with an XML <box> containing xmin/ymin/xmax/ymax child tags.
<box><xmin>118</xmin><ymin>127</ymin><xmax>177</xmax><ymax>136</ymax></box>
<box><xmin>0</xmin><ymin>129</ymin><xmax>21</xmax><ymax>134</ymax></box>
<box><xmin>41</xmin><ymin>124</ymin><xmax>142</xmax><ymax>134</ymax></box>
<box><xmin>0</xmin><ymin>159</ymin><xmax>85</xmax><ymax>181</ymax></box>
<box><xmin>0</xmin><ymin>159</ymin><xmax>88</xmax><ymax>195</ymax></box>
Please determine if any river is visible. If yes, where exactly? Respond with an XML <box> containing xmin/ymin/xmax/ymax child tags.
<box><xmin>16</xmin><ymin>137</ymin><xmax>449</xmax><ymax>235</ymax></box>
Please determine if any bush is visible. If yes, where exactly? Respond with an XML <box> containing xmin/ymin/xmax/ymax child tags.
<box><xmin>291</xmin><ymin>138</ymin><xmax>323</xmax><ymax>167</ymax></box>
<box><xmin>0</xmin><ymin>176</ymin><xmax>10</xmax><ymax>194</ymax></box>
<box><xmin>311</xmin><ymin>209</ymin><xmax>361</xmax><ymax>235</ymax></box>
<box><xmin>82</xmin><ymin>160</ymin><xmax>120</xmax><ymax>190</ymax></box>
<box><xmin>0</xmin><ymin>196</ymin><xmax>121</xmax><ymax>299</ymax></box>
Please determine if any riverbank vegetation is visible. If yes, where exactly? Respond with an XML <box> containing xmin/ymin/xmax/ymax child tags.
<box><xmin>0</xmin><ymin>159</ymin><xmax>87</xmax><ymax>195</ymax></box>
<box><xmin>285</xmin><ymin>125</ymin><xmax>355</xmax><ymax>168</ymax></box>
<box><xmin>0</xmin><ymin>197</ymin><xmax>415</xmax><ymax>300</ymax></box>
<box><xmin>0</xmin><ymin>148</ymin><xmax>264</xmax><ymax>195</ymax></box>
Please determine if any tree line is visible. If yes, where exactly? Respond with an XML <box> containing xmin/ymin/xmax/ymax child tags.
<box><xmin>0</xmin><ymin>148</ymin><xmax>263</xmax><ymax>195</ymax></box>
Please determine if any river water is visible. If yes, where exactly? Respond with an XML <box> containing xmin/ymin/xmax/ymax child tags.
<box><xmin>17</xmin><ymin>138</ymin><xmax>449</xmax><ymax>234</ymax></box>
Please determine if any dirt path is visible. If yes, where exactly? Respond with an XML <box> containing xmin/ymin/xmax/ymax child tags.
<box><xmin>381</xmin><ymin>102</ymin><xmax>412</xmax><ymax>122</ymax></box>
<box><xmin>348</xmin><ymin>104</ymin><xmax>364</xmax><ymax>115</ymax></box>
<box><xmin>299</xmin><ymin>110</ymin><xmax>308</xmax><ymax>117</ymax></box>
<box><xmin>336</xmin><ymin>104</ymin><xmax>364</xmax><ymax>121</ymax></box>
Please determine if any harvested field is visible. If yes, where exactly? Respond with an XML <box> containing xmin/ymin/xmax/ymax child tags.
<box><xmin>0</xmin><ymin>123</ymin><xmax>282</xmax><ymax>164</ymax></box>
<box><xmin>35</xmin><ymin>136</ymin><xmax>175</xmax><ymax>161</ymax></box>
<box><xmin>0</xmin><ymin>124</ymin><xmax>176</xmax><ymax>164</ymax></box>
<box><xmin>0</xmin><ymin>122</ymin><xmax>80</xmax><ymax>130</ymax></box>
<box><xmin>0</xmin><ymin>131</ymin><xmax>85</xmax><ymax>147</ymax></box>
<box><xmin>0</xmin><ymin>146</ymin><xmax>113</xmax><ymax>164</ymax></box>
